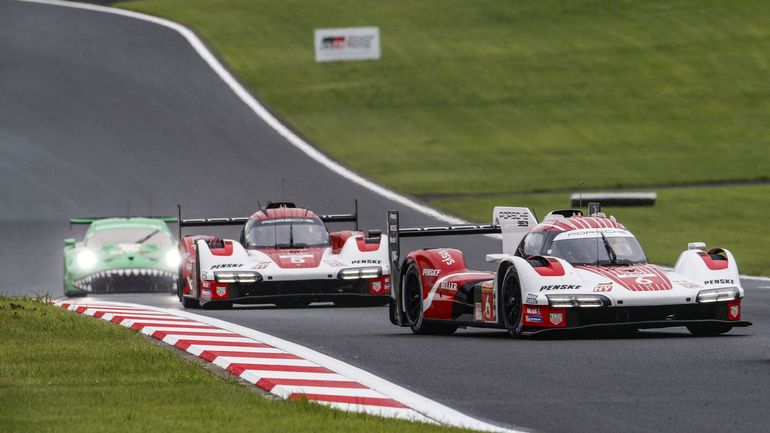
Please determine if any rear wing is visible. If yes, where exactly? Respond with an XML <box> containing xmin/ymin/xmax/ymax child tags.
<box><xmin>176</xmin><ymin>200</ymin><xmax>359</xmax><ymax>240</ymax></box>
<box><xmin>69</xmin><ymin>216</ymin><xmax>177</xmax><ymax>229</ymax></box>
<box><xmin>386</xmin><ymin>206</ymin><xmax>537</xmax><ymax>276</ymax></box>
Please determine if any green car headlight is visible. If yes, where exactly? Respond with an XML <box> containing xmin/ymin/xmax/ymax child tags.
<box><xmin>165</xmin><ymin>249</ymin><xmax>181</xmax><ymax>268</ymax></box>
<box><xmin>76</xmin><ymin>250</ymin><xmax>98</xmax><ymax>270</ymax></box>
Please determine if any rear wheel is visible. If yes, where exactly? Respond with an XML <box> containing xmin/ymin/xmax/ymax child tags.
<box><xmin>402</xmin><ymin>262</ymin><xmax>456</xmax><ymax>335</ymax></box>
<box><xmin>687</xmin><ymin>323</ymin><xmax>733</xmax><ymax>336</ymax></box>
<box><xmin>501</xmin><ymin>267</ymin><xmax>523</xmax><ymax>337</ymax></box>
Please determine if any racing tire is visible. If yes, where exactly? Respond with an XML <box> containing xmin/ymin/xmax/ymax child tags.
<box><xmin>273</xmin><ymin>298</ymin><xmax>311</xmax><ymax>309</ymax></box>
<box><xmin>182</xmin><ymin>250</ymin><xmax>201</xmax><ymax>309</ymax></box>
<box><xmin>686</xmin><ymin>323</ymin><xmax>733</xmax><ymax>336</ymax></box>
<box><xmin>402</xmin><ymin>262</ymin><xmax>457</xmax><ymax>336</ymax></box>
<box><xmin>501</xmin><ymin>266</ymin><xmax>524</xmax><ymax>338</ymax></box>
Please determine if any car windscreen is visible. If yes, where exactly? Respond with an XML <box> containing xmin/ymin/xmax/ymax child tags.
<box><xmin>547</xmin><ymin>231</ymin><xmax>647</xmax><ymax>266</ymax></box>
<box><xmin>244</xmin><ymin>218</ymin><xmax>330</xmax><ymax>249</ymax></box>
<box><xmin>85</xmin><ymin>227</ymin><xmax>174</xmax><ymax>248</ymax></box>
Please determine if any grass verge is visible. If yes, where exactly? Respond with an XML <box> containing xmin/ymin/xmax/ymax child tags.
<box><xmin>0</xmin><ymin>297</ymin><xmax>474</xmax><ymax>433</ymax></box>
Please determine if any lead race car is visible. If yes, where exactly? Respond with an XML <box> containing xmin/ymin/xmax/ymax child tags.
<box><xmin>386</xmin><ymin>204</ymin><xmax>751</xmax><ymax>337</ymax></box>
<box><xmin>177</xmin><ymin>201</ymin><xmax>391</xmax><ymax>308</ymax></box>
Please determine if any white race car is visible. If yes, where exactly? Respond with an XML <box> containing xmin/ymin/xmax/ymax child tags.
<box><xmin>177</xmin><ymin>202</ymin><xmax>390</xmax><ymax>308</ymax></box>
<box><xmin>386</xmin><ymin>204</ymin><xmax>751</xmax><ymax>336</ymax></box>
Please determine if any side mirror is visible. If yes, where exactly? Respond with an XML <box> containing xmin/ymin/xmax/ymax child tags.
<box><xmin>64</xmin><ymin>238</ymin><xmax>76</xmax><ymax>248</ymax></box>
<box><xmin>366</xmin><ymin>229</ymin><xmax>382</xmax><ymax>239</ymax></box>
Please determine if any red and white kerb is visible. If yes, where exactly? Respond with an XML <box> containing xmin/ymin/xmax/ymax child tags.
<box><xmin>54</xmin><ymin>301</ymin><xmax>427</xmax><ymax>422</ymax></box>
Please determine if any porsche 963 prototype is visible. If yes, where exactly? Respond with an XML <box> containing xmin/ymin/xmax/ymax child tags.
<box><xmin>386</xmin><ymin>204</ymin><xmax>750</xmax><ymax>337</ymax></box>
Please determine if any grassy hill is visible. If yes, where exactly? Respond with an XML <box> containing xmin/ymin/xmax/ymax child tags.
<box><xmin>119</xmin><ymin>0</ymin><xmax>770</xmax><ymax>274</ymax></box>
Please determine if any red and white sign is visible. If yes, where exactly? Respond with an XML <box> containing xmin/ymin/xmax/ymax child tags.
<box><xmin>315</xmin><ymin>27</ymin><xmax>381</xmax><ymax>62</ymax></box>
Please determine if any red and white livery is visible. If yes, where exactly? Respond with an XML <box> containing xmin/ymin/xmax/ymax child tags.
<box><xmin>177</xmin><ymin>202</ymin><xmax>390</xmax><ymax>308</ymax></box>
<box><xmin>386</xmin><ymin>204</ymin><xmax>751</xmax><ymax>337</ymax></box>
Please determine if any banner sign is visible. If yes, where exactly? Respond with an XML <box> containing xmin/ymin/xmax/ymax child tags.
<box><xmin>314</xmin><ymin>27</ymin><xmax>380</xmax><ymax>62</ymax></box>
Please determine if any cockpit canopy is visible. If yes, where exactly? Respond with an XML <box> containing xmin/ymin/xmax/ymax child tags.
<box><xmin>243</xmin><ymin>217</ymin><xmax>330</xmax><ymax>249</ymax></box>
<box><xmin>519</xmin><ymin>228</ymin><xmax>647</xmax><ymax>266</ymax></box>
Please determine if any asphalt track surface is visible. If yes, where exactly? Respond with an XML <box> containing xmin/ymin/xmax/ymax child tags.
<box><xmin>1</xmin><ymin>2</ymin><xmax>769</xmax><ymax>432</ymax></box>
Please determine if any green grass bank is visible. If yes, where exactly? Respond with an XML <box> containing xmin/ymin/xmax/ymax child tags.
<box><xmin>0</xmin><ymin>298</ymin><xmax>473</xmax><ymax>433</ymax></box>
<box><xmin>117</xmin><ymin>0</ymin><xmax>770</xmax><ymax>274</ymax></box>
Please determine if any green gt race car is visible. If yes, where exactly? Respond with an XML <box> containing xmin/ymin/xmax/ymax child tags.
<box><xmin>63</xmin><ymin>217</ymin><xmax>180</xmax><ymax>297</ymax></box>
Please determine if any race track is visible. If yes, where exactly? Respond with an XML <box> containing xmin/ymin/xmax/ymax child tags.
<box><xmin>2</xmin><ymin>2</ymin><xmax>769</xmax><ymax>432</ymax></box>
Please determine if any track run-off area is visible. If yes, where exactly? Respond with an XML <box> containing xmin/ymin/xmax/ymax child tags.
<box><xmin>2</xmin><ymin>1</ymin><xmax>770</xmax><ymax>432</ymax></box>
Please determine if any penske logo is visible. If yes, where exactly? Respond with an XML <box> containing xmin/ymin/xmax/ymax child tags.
<box><xmin>539</xmin><ymin>284</ymin><xmax>581</xmax><ymax>291</ymax></box>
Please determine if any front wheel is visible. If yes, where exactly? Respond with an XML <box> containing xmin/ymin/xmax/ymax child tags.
<box><xmin>687</xmin><ymin>323</ymin><xmax>733</xmax><ymax>336</ymax></box>
<box><xmin>402</xmin><ymin>262</ymin><xmax>456</xmax><ymax>335</ymax></box>
<box><xmin>501</xmin><ymin>267</ymin><xmax>523</xmax><ymax>338</ymax></box>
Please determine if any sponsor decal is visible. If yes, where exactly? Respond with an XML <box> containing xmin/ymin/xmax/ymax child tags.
<box><xmin>215</xmin><ymin>286</ymin><xmax>227</xmax><ymax>297</ymax></box>
<box><xmin>314</xmin><ymin>27</ymin><xmax>380</xmax><ymax>62</ymax></box>
<box><xmin>351</xmin><ymin>259</ymin><xmax>381</xmax><ymax>264</ymax></box>
<box><xmin>251</xmin><ymin>262</ymin><xmax>271</xmax><ymax>270</ymax></box>
<box><xmin>201</xmin><ymin>271</ymin><xmax>209</xmax><ymax>280</ymax></box>
<box><xmin>201</xmin><ymin>288</ymin><xmax>212</xmax><ymax>298</ymax></box>
<box><xmin>593</xmin><ymin>283</ymin><xmax>613</xmax><ymax>292</ymax></box>
<box><xmin>729</xmin><ymin>305</ymin><xmax>740</xmax><ymax>320</ymax></box>
<box><xmin>526</xmin><ymin>307</ymin><xmax>541</xmax><ymax>315</ymax></box>
<box><xmin>549</xmin><ymin>312</ymin><xmax>564</xmax><ymax>326</ymax></box>
<box><xmin>525</xmin><ymin>315</ymin><xmax>543</xmax><ymax>323</ymax></box>
<box><xmin>482</xmin><ymin>291</ymin><xmax>495</xmax><ymax>322</ymax></box>
<box><xmin>438</xmin><ymin>249</ymin><xmax>455</xmax><ymax>266</ymax></box>
<box><xmin>496</xmin><ymin>210</ymin><xmax>530</xmax><ymax>227</ymax></box>
<box><xmin>539</xmin><ymin>284</ymin><xmax>581</xmax><ymax>291</ymax></box>
<box><xmin>474</xmin><ymin>302</ymin><xmax>482</xmax><ymax>321</ymax></box>
<box><xmin>371</xmin><ymin>281</ymin><xmax>382</xmax><ymax>293</ymax></box>
<box><xmin>422</xmin><ymin>268</ymin><xmax>441</xmax><ymax>277</ymax></box>
<box><xmin>211</xmin><ymin>263</ymin><xmax>240</xmax><ymax>270</ymax></box>
<box><xmin>704</xmin><ymin>279</ymin><xmax>734</xmax><ymax>285</ymax></box>
<box><xmin>440</xmin><ymin>281</ymin><xmax>458</xmax><ymax>291</ymax></box>
<box><xmin>525</xmin><ymin>293</ymin><xmax>539</xmax><ymax>304</ymax></box>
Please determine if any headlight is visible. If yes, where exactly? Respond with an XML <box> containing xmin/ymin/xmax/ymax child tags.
<box><xmin>76</xmin><ymin>250</ymin><xmax>98</xmax><ymax>270</ymax></box>
<box><xmin>338</xmin><ymin>266</ymin><xmax>382</xmax><ymax>280</ymax></box>
<box><xmin>547</xmin><ymin>294</ymin><xmax>610</xmax><ymax>308</ymax></box>
<box><xmin>696</xmin><ymin>287</ymin><xmax>739</xmax><ymax>303</ymax></box>
<box><xmin>214</xmin><ymin>271</ymin><xmax>262</xmax><ymax>283</ymax></box>
<box><xmin>165</xmin><ymin>249</ymin><xmax>181</xmax><ymax>268</ymax></box>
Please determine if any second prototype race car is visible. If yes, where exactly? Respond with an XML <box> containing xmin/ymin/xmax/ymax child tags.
<box><xmin>177</xmin><ymin>201</ymin><xmax>391</xmax><ymax>308</ymax></box>
<box><xmin>386</xmin><ymin>203</ymin><xmax>751</xmax><ymax>337</ymax></box>
<box><xmin>64</xmin><ymin>217</ymin><xmax>180</xmax><ymax>296</ymax></box>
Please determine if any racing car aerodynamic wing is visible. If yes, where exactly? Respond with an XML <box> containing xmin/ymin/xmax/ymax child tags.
<box><xmin>69</xmin><ymin>216</ymin><xmax>177</xmax><ymax>229</ymax></box>
<box><xmin>385</xmin><ymin>210</ymin><xmax>501</xmax><ymax>278</ymax></box>
<box><xmin>176</xmin><ymin>201</ymin><xmax>359</xmax><ymax>240</ymax></box>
